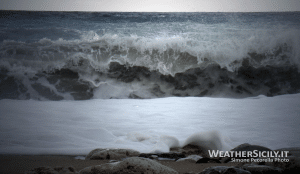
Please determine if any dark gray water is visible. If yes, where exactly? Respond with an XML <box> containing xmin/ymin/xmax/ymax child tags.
<box><xmin>1</xmin><ymin>11</ymin><xmax>300</xmax><ymax>100</ymax></box>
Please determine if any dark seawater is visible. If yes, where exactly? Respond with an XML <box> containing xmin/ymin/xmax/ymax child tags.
<box><xmin>0</xmin><ymin>11</ymin><xmax>300</xmax><ymax>100</ymax></box>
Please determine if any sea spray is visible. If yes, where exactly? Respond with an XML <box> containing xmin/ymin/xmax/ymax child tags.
<box><xmin>1</xmin><ymin>11</ymin><xmax>300</xmax><ymax>100</ymax></box>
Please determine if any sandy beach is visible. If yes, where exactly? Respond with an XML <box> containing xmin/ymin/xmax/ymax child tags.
<box><xmin>0</xmin><ymin>154</ymin><xmax>241</xmax><ymax>174</ymax></box>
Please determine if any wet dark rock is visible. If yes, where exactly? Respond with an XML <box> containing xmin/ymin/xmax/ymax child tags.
<box><xmin>223</xmin><ymin>167</ymin><xmax>238</xmax><ymax>174</ymax></box>
<box><xmin>222</xmin><ymin>143</ymin><xmax>272</xmax><ymax>163</ymax></box>
<box><xmin>261</xmin><ymin>148</ymin><xmax>300</xmax><ymax>173</ymax></box>
<box><xmin>275</xmin><ymin>147</ymin><xmax>300</xmax><ymax>158</ymax></box>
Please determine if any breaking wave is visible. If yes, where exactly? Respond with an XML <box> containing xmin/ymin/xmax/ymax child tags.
<box><xmin>0</xmin><ymin>30</ymin><xmax>300</xmax><ymax>100</ymax></box>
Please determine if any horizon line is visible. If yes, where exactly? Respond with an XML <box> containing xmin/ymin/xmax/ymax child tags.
<box><xmin>1</xmin><ymin>9</ymin><xmax>300</xmax><ymax>13</ymax></box>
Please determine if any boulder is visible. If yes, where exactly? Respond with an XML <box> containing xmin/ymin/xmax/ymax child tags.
<box><xmin>241</xmin><ymin>164</ymin><xmax>283</xmax><ymax>174</ymax></box>
<box><xmin>275</xmin><ymin>147</ymin><xmax>300</xmax><ymax>158</ymax></box>
<box><xmin>261</xmin><ymin>156</ymin><xmax>300</xmax><ymax>173</ymax></box>
<box><xmin>85</xmin><ymin>148</ymin><xmax>140</xmax><ymax>160</ymax></box>
<box><xmin>222</xmin><ymin>143</ymin><xmax>272</xmax><ymax>163</ymax></box>
<box><xmin>79</xmin><ymin>157</ymin><xmax>178</xmax><ymax>174</ymax></box>
<box><xmin>26</xmin><ymin>166</ymin><xmax>78</xmax><ymax>174</ymax></box>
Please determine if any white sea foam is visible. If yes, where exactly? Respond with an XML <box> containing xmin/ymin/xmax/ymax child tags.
<box><xmin>0</xmin><ymin>94</ymin><xmax>299</xmax><ymax>155</ymax></box>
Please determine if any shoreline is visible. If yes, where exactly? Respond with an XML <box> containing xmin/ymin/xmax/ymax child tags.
<box><xmin>1</xmin><ymin>145</ymin><xmax>299</xmax><ymax>174</ymax></box>
<box><xmin>0</xmin><ymin>154</ymin><xmax>240</xmax><ymax>174</ymax></box>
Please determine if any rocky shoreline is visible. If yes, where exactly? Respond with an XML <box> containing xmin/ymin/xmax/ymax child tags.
<box><xmin>20</xmin><ymin>143</ymin><xmax>300</xmax><ymax>174</ymax></box>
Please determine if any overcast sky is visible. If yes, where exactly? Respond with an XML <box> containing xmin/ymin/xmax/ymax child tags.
<box><xmin>0</xmin><ymin>0</ymin><xmax>300</xmax><ymax>12</ymax></box>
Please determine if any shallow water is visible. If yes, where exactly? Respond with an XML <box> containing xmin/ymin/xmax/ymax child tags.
<box><xmin>1</xmin><ymin>94</ymin><xmax>299</xmax><ymax>155</ymax></box>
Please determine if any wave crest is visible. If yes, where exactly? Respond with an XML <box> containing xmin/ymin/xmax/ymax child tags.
<box><xmin>1</xmin><ymin>30</ymin><xmax>300</xmax><ymax>100</ymax></box>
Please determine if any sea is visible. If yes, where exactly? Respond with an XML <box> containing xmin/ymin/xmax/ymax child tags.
<box><xmin>0</xmin><ymin>11</ymin><xmax>300</xmax><ymax>155</ymax></box>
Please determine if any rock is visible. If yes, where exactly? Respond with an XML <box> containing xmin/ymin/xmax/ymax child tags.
<box><xmin>223</xmin><ymin>167</ymin><xmax>238</xmax><ymax>174</ymax></box>
<box><xmin>261</xmin><ymin>156</ymin><xmax>300</xmax><ymax>173</ymax></box>
<box><xmin>196</xmin><ymin>157</ymin><xmax>221</xmax><ymax>163</ymax></box>
<box><xmin>230</xmin><ymin>143</ymin><xmax>272</xmax><ymax>153</ymax></box>
<box><xmin>79</xmin><ymin>157</ymin><xmax>178</xmax><ymax>174</ymax></box>
<box><xmin>199</xmin><ymin>166</ymin><xmax>250</xmax><ymax>174</ymax></box>
<box><xmin>241</xmin><ymin>164</ymin><xmax>283</xmax><ymax>174</ymax></box>
<box><xmin>26</xmin><ymin>166</ymin><xmax>78</xmax><ymax>174</ymax></box>
<box><xmin>275</xmin><ymin>147</ymin><xmax>300</xmax><ymax>158</ymax></box>
<box><xmin>222</xmin><ymin>143</ymin><xmax>272</xmax><ymax>163</ymax></box>
<box><xmin>85</xmin><ymin>148</ymin><xmax>140</xmax><ymax>160</ymax></box>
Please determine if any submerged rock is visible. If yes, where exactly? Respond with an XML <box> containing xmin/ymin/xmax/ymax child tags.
<box><xmin>79</xmin><ymin>157</ymin><xmax>178</xmax><ymax>174</ymax></box>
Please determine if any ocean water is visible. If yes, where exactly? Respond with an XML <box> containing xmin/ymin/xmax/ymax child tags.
<box><xmin>1</xmin><ymin>11</ymin><xmax>300</xmax><ymax>100</ymax></box>
<box><xmin>0</xmin><ymin>11</ymin><xmax>300</xmax><ymax>155</ymax></box>
<box><xmin>1</xmin><ymin>94</ymin><xmax>300</xmax><ymax>155</ymax></box>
